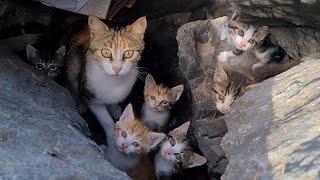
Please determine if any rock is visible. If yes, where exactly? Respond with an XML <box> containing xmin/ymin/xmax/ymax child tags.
<box><xmin>193</xmin><ymin>117</ymin><xmax>228</xmax><ymax>177</ymax></box>
<box><xmin>0</xmin><ymin>48</ymin><xmax>129</xmax><ymax>179</ymax></box>
<box><xmin>230</xmin><ymin>0</ymin><xmax>320</xmax><ymax>28</ymax></box>
<box><xmin>221</xmin><ymin>57</ymin><xmax>320</xmax><ymax>179</ymax></box>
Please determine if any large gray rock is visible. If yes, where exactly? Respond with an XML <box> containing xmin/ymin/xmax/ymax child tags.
<box><xmin>221</xmin><ymin>57</ymin><xmax>320</xmax><ymax>179</ymax></box>
<box><xmin>0</xmin><ymin>48</ymin><xmax>129</xmax><ymax>179</ymax></box>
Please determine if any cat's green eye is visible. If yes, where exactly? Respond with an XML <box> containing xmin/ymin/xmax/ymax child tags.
<box><xmin>132</xmin><ymin>142</ymin><xmax>140</xmax><ymax>148</ymax></box>
<box><xmin>238</xmin><ymin>29</ymin><xmax>244</xmax><ymax>37</ymax></box>
<box><xmin>151</xmin><ymin>95</ymin><xmax>156</xmax><ymax>100</ymax></box>
<box><xmin>218</xmin><ymin>94</ymin><xmax>225</xmax><ymax>101</ymax></box>
<box><xmin>161</xmin><ymin>100</ymin><xmax>169</xmax><ymax>105</ymax></box>
<box><xmin>123</xmin><ymin>50</ymin><xmax>134</xmax><ymax>59</ymax></box>
<box><xmin>101</xmin><ymin>49</ymin><xmax>112</xmax><ymax>58</ymax></box>
<box><xmin>170</xmin><ymin>139</ymin><xmax>176</xmax><ymax>146</ymax></box>
<box><xmin>174</xmin><ymin>153</ymin><xmax>181</xmax><ymax>160</ymax></box>
<box><xmin>249</xmin><ymin>38</ymin><xmax>256</xmax><ymax>45</ymax></box>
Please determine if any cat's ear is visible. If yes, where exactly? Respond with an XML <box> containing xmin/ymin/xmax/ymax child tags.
<box><xmin>145</xmin><ymin>74</ymin><xmax>156</xmax><ymax>90</ymax></box>
<box><xmin>173</xmin><ymin>121</ymin><xmax>190</xmax><ymax>136</ymax></box>
<box><xmin>88</xmin><ymin>15</ymin><xmax>109</xmax><ymax>37</ymax></box>
<box><xmin>255</xmin><ymin>26</ymin><xmax>269</xmax><ymax>41</ymax></box>
<box><xmin>55</xmin><ymin>45</ymin><xmax>66</xmax><ymax>64</ymax></box>
<box><xmin>119</xmin><ymin>103</ymin><xmax>135</xmax><ymax>122</ymax></box>
<box><xmin>187</xmin><ymin>153</ymin><xmax>207</xmax><ymax>168</ymax></box>
<box><xmin>169</xmin><ymin>85</ymin><xmax>184</xmax><ymax>102</ymax></box>
<box><xmin>148</xmin><ymin>132</ymin><xmax>166</xmax><ymax>149</ymax></box>
<box><xmin>26</xmin><ymin>44</ymin><xmax>39</xmax><ymax>62</ymax></box>
<box><xmin>127</xmin><ymin>16</ymin><xmax>147</xmax><ymax>35</ymax></box>
<box><xmin>214</xmin><ymin>68</ymin><xmax>228</xmax><ymax>83</ymax></box>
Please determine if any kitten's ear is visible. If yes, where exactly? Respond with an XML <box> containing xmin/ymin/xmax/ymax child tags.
<box><xmin>169</xmin><ymin>85</ymin><xmax>184</xmax><ymax>101</ymax></box>
<box><xmin>255</xmin><ymin>26</ymin><xmax>269</xmax><ymax>41</ymax></box>
<box><xmin>145</xmin><ymin>74</ymin><xmax>156</xmax><ymax>90</ymax></box>
<box><xmin>119</xmin><ymin>103</ymin><xmax>135</xmax><ymax>122</ymax></box>
<box><xmin>26</xmin><ymin>44</ymin><xmax>39</xmax><ymax>62</ymax></box>
<box><xmin>214</xmin><ymin>68</ymin><xmax>228</xmax><ymax>83</ymax></box>
<box><xmin>127</xmin><ymin>16</ymin><xmax>147</xmax><ymax>35</ymax></box>
<box><xmin>55</xmin><ymin>45</ymin><xmax>66</xmax><ymax>57</ymax></box>
<box><xmin>231</xmin><ymin>10</ymin><xmax>241</xmax><ymax>21</ymax></box>
<box><xmin>88</xmin><ymin>15</ymin><xmax>109</xmax><ymax>36</ymax></box>
<box><xmin>187</xmin><ymin>153</ymin><xmax>207</xmax><ymax>168</ymax></box>
<box><xmin>172</xmin><ymin>121</ymin><xmax>190</xmax><ymax>136</ymax></box>
<box><xmin>148</xmin><ymin>132</ymin><xmax>166</xmax><ymax>149</ymax></box>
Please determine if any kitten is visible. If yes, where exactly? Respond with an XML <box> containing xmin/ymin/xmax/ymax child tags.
<box><xmin>26</xmin><ymin>44</ymin><xmax>66</xmax><ymax>79</ymax></box>
<box><xmin>65</xmin><ymin>15</ymin><xmax>147</xmax><ymax>129</ymax></box>
<box><xmin>218</xmin><ymin>11</ymin><xmax>285</xmax><ymax>73</ymax></box>
<box><xmin>212</xmin><ymin>62</ymin><xmax>300</xmax><ymax>114</ymax></box>
<box><xmin>142</xmin><ymin>74</ymin><xmax>184</xmax><ymax>132</ymax></box>
<box><xmin>103</xmin><ymin>103</ymin><xmax>165</xmax><ymax>172</ymax></box>
<box><xmin>155</xmin><ymin>121</ymin><xmax>207</xmax><ymax>178</ymax></box>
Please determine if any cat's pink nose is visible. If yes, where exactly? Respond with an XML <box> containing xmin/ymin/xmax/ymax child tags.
<box><xmin>113</xmin><ymin>65</ymin><xmax>122</xmax><ymax>74</ymax></box>
<box><xmin>121</xmin><ymin>142</ymin><xmax>128</xmax><ymax>149</ymax></box>
<box><xmin>165</xmin><ymin>148</ymin><xmax>173</xmax><ymax>155</ymax></box>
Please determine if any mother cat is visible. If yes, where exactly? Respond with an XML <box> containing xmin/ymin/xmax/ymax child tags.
<box><xmin>66</xmin><ymin>15</ymin><xmax>147</xmax><ymax>130</ymax></box>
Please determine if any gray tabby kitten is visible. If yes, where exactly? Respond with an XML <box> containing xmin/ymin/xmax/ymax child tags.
<box><xmin>155</xmin><ymin>121</ymin><xmax>207</xmax><ymax>178</ymax></box>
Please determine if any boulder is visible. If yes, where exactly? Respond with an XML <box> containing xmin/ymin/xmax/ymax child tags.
<box><xmin>0</xmin><ymin>47</ymin><xmax>129</xmax><ymax>179</ymax></box>
<box><xmin>221</xmin><ymin>57</ymin><xmax>320</xmax><ymax>179</ymax></box>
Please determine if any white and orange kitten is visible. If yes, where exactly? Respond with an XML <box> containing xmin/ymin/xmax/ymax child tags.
<box><xmin>142</xmin><ymin>74</ymin><xmax>184</xmax><ymax>132</ymax></box>
<box><xmin>66</xmin><ymin>15</ymin><xmax>147</xmax><ymax>131</ymax></box>
<box><xmin>155</xmin><ymin>121</ymin><xmax>207</xmax><ymax>178</ymax></box>
<box><xmin>103</xmin><ymin>103</ymin><xmax>165</xmax><ymax>172</ymax></box>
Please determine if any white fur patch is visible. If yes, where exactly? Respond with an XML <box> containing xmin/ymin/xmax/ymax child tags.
<box><xmin>141</xmin><ymin>103</ymin><xmax>170</xmax><ymax>131</ymax></box>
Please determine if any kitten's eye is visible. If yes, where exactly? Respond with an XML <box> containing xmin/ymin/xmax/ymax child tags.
<box><xmin>150</xmin><ymin>95</ymin><xmax>156</xmax><ymax>100</ymax></box>
<box><xmin>121</xmin><ymin>130</ymin><xmax>127</xmax><ymax>138</ymax></box>
<box><xmin>161</xmin><ymin>100</ymin><xmax>169</xmax><ymax>105</ymax></box>
<box><xmin>170</xmin><ymin>139</ymin><xmax>176</xmax><ymax>146</ymax></box>
<box><xmin>249</xmin><ymin>38</ymin><xmax>256</xmax><ymax>45</ymax></box>
<box><xmin>218</xmin><ymin>94</ymin><xmax>225</xmax><ymax>101</ymax></box>
<box><xmin>36</xmin><ymin>64</ymin><xmax>43</xmax><ymax>69</ymax></box>
<box><xmin>174</xmin><ymin>153</ymin><xmax>181</xmax><ymax>160</ymax></box>
<box><xmin>238</xmin><ymin>29</ymin><xmax>244</xmax><ymax>37</ymax></box>
<box><xmin>123</xmin><ymin>50</ymin><xmax>134</xmax><ymax>59</ymax></box>
<box><xmin>132</xmin><ymin>142</ymin><xmax>140</xmax><ymax>148</ymax></box>
<box><xmin>101</xmin><ymin>49</ymin><xmax>112</xmax><ymax>58</ymax></box>
<box><xmin>49</xmin><ymin>65</ymin><xmax>56</xmax><ymax>71</ymax></box>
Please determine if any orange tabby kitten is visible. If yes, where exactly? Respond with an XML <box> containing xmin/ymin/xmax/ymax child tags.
<box><xmin>142</xmin><ymin>74</ymin><xmax>184</xmax><ymax>132</ymax></box>
<box><xmin>103</xmin><ymin>103</ymin><xmax>165</xmax><ymax>172</ymax></box>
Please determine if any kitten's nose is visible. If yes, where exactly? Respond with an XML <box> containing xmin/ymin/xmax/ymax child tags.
<box><xmin>113</xmin><ymin>65</ymin><xmax>122</xmax><ymax>74</ymax></box>
<box><xmin>165</xmin><ymin>148</ymin><xmax>173</xmax><ymax>155</ymax></box>
<box><xmin>221</xmin><ymin>106</ymin><xmax>230</xmax><ymax>114</ymax></box>
<box><xmin>121</xmin><ymin>142</ymin><xmax>128</xmax><ymax>149</ymax></box>
<box><xmin>43</xmin><ymin>68</ymin><xmax>49</xmax><ymax>74</ymax></box>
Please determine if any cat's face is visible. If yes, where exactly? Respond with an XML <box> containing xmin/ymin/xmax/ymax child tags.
<box><xmin>26</xmin><ymin>44</ymin><xmax>66</xmax><ymax>79</ymax></box>
<box><xmin>212</xmin><ymin>68</ymin><xmax>245</xmax><ymax>114</ymax></box>
<box><xmin>144</xmin><ymin>74</ymin><xmax>184</xmax><ymax>112</ymax></box>
<box><xmin>159</xmin><ymin>121</ymin><xmax>207</xmax><ymax>168</ymax></box>
<box><xmin>228</xmin><ymin>12</ymin><xmax>269</xmax><ymax>51</ymax></box>
<box><xmin>114</xmin><ymin>104</ymin><xmax>165</xmax><ymax>156</ymax></box>
<box><xmin>87</xmin><ymin>15</ymin><xmax>147</xmax><ymax>76</ymax></box>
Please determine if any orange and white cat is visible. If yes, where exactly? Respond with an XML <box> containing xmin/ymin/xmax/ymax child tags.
<box><xmin>142</xmin><ymin>74</ymin><xmax>184</xmax><ymax>132</ymax></box>
<box><xmin>103</xmin><ymin>103</ymin><xmax>165</xmax><ymax>172</ymax></box>
<box><xmin>66</xmin><ymin>15</ymin><xmax>147</xmax><ymax>131</ymax></box>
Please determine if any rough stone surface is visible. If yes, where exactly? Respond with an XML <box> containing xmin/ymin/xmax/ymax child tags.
<box><xmin>221</xmin><ymin>57</ymin><xmax>320</xmax><ymax>179</ymax></box>
<box><xmin>0</xmin><ymin>48</ymin><xmax>129</xmax><ymax>180</ymax></box>
<box><xmin>230</xmin><ymin>0</ymin><xmax>320</xmax><ymax>28</ymax></box>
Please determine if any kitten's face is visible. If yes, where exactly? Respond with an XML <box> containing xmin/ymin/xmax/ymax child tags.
<box><xmin>114</xmin><ymin>104</ymin><xmax>165</xmax><ymax>156</ymax></box>
<box><xmin>26</xmin><ymin>44</ymin><xmax>66</xmax><ymax>79</ymax></box>
<box><xmin>212</xmin><ymin>68</ymin><xmax>245</xmax><ymax>114</ymax></box>
<box><xmin>228</xmin><ymin>12</ymin><xmax>269</xmax><ymax>51</ymax></box>
<box><xmin>144</xmin><ymin>74</ymin><xmax>184</xmax><ymax>112</ymax></box>
<box><xmin>87</xmin><ymin>15</ymin><xmax>147</xmax><ymax>76</ymax></box>
<box><xmin>159</xmin><ymin>121</ymin><xmax>207</xmax><ymax>168</ymax></box>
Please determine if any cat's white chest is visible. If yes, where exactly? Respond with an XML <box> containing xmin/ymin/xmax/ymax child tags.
<box><xmin>142</xmin><ymin>104</ymin><xmax>170</xmax><ymax>131</ymax></box>
<box><xmin>86</xmin><ymin>62</ymin><xmax>138</xmax><ymax>104</ymax></box>
<box><xmin>155</xmin><ymin>152</ymin><xmax>176</xmax><ymax>176</ymax></box>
